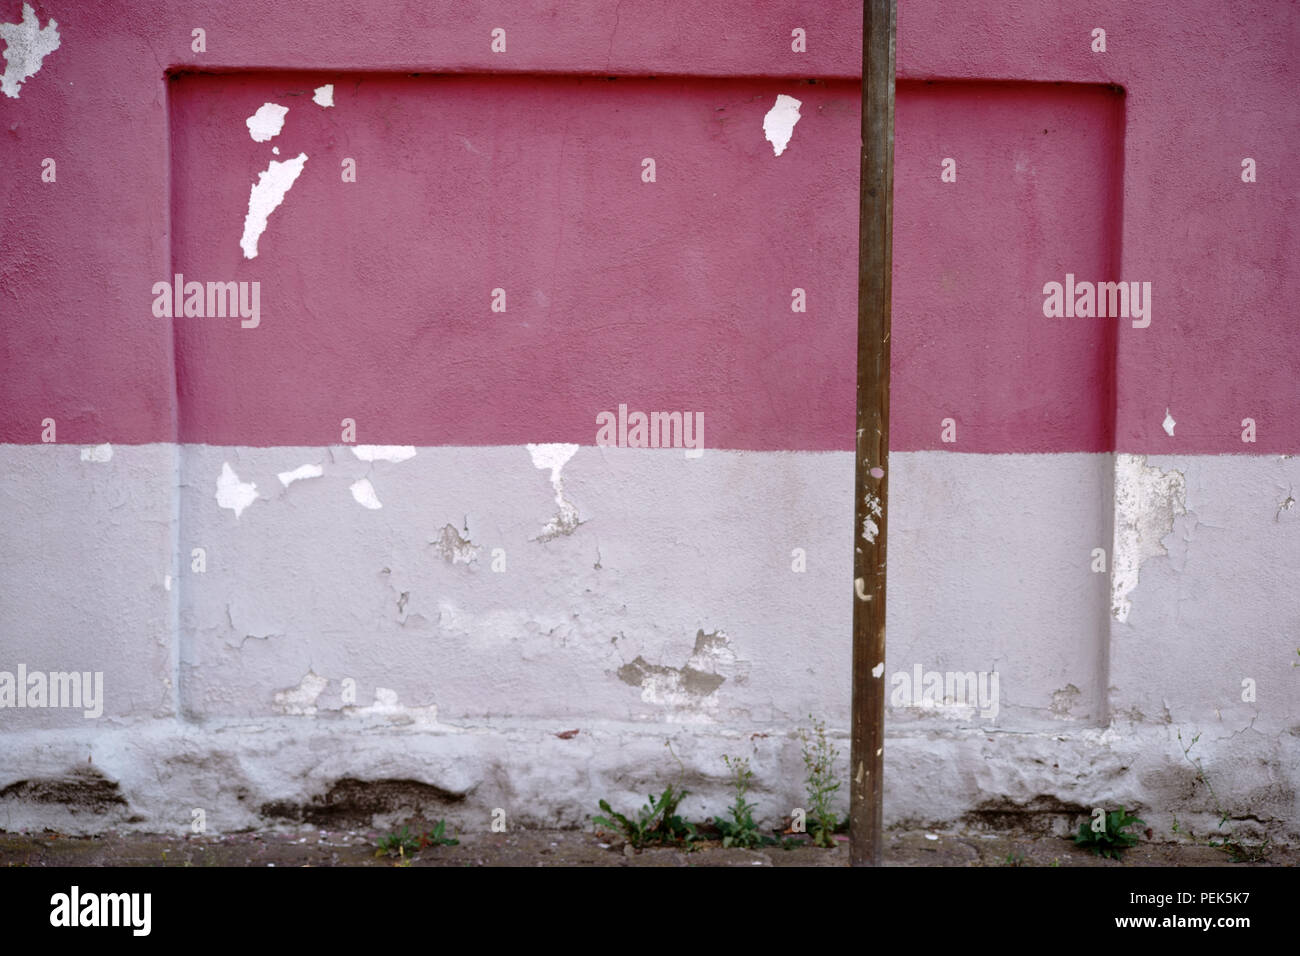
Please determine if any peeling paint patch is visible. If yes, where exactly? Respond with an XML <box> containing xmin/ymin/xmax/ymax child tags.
<box><xmin>432</xmin><ymin>523</ymin><xmax>479</xmax><ymax>564</ymax></box>
<box><xmin>225</xmin><ymin>600</ymin><xmax>283</xmax><ymax>647</ymax></box>
<box><xmin>79</xmin><ymin>443</ymin><xmax>112</xmax><ymax>463</ymax></box>
<box><xmin>245</xmin><ymin>102</ymin><xmax>288</xmax><ymax>142</ymax></box>
<box><xmin>0</xmin><ymin>4</ymin><xmax>59</xmax><ymax>99</ymax></box>
<box><xmin>351</xmin><ymin>445</ymin><xmax>416</xmax><ymax>464</ymax></box>
<box><xmin>616</xmin><ymin>630</ymin><xmax>736</xmax><ymax>722</ymax></box>
<box><xmin>1050</xmin><ymin>683</ymin><xmax>1081</xmax><ymax>717</ymax></box>
<box><xmin>872</xmin><ymin>662</ymin><xmax>885</xmax><ymax>678</ymax></box>
<box><xmin>273</xmin><ymin>670</ymin><xmax>328</xmax><ymax>716</ymax></box>
<box><xmin>1162</xmin><ymin>408</ymin><xmax>1176</xmax><ymax>437</ymax></box>
<box><xmin>350</xmin><ymin>478</ymin><xmax>382</xmax><ymax>509</ymax></box>
<box><xmin>526</xmin><ymin>443</ymin><xmax>581</xmax><ymax>540</ymax></box>
<box><xmin>1112</xmin><ymin>454</ymin><xmax>1187</xmax><ymax>622</ymax></box>
<box><xmin>277</xmin><ymin>463</ymin><xmax>323</xmax><ymax>487</ymax></box>
<box><xmin>862</xmin><ymin>492</ymin><xmax>882</xmax><ymax>542</ymax></box>
<box><xmin>240</xmin><ymin>152</ymin><xmax>308</xmax><ymax>259</ymax></box>
<box><xmin>312</xmin><ymin>84</ymin><xmax>334</xmax><ymax>108</ymax></box>
<box><xmin>345</xmin><ymin>687</ymin><xmax>439</xmax><ymax>727</ymax></box>
<box><xmin>762</xmin><ymin>94</ymin><xmax>802</xmax><ymax>156</ymax></box>
<box><xmin>215</xmin><ymin>462</ymin><xmax>258</xmax><ymax>518</ymax></box>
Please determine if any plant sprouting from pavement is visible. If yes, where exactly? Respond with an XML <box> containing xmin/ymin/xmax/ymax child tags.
<box><xmin>713</xmin><ymin>754</ymin><xmax>766</xmax><ymax>849</ymax></box>
<box><xmin>799</xmin><ymin>716</ymin><xmax>842</xmax><ymax>848</ymax></box>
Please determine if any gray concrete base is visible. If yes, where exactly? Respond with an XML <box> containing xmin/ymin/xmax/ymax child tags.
<box><xmin>1</xmin><ymin>717</ymin><xmax>1294</xmax><ymax>843</ymax></box>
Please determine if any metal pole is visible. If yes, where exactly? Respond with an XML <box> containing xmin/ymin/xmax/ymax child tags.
<box><xmin>850</xmin><ymin>0</ymin><xmax>896</xmax><ymax>868</ymax></box>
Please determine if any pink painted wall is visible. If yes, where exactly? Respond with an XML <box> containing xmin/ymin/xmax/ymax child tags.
<box><xmin>1</xmin><ymin>0</ymin><xmax>1295</xmax><ymax>454</ymax></box>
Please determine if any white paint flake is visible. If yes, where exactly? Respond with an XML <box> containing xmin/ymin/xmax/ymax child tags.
<box><xmin>240</xmin><ymin>152</ymin><xmax>308</xmax><ymax>259</ymax></box>
<box><xmin>1162</xmin><ymin>408</ymin><xmax>1176</xmax><ymax>437</ymax></box>
<box><xmin>245</xmin><ymin>102</ymin><xmax>288</xmax><ymax>142</ymax></box>
<box><xmin>346</xmin><ymin>687</ymin><xmax>439</xmax><ymax>727</ymax></box>
<box><xmin>872</xmin><ymin>662</ymin><xmax>885</xmax><ymax>678</ymax></box>
<box><xmin>80</xmin><ymin>443</ymin><xmax>113</xmax><ymax>463</ymax></box>
<box><xmin>862</xmin><ymin>492</ymin><xmax>883</xmax><ymax>542</ymax></box>
<box><xmin>350</xmin><ymin>478</ymin><xmax>382</xmax><ymax>509</ymax></box>
<box><xmin>273</xmin><ymin>670</ymin><xmax>328</xmax><ymax>716</ymax></box>
<box><xmin>312</xmin><ymin>84</ymin><xmax>334</xmax><ymax>108</ymax></box>
<box><xmin>351</xmin><ymin>445</ymin><xmax>416</xmax><ymax>463</ymax></box>
<box><xmin>277</xmin><ymin>463</ymin><xmax>323</xmax><ymax>487</ymax></box>
<box><xmin>1111</xmin><ymin>454</ymin><xmax>1187</xmax><ymax>623</ymax></box>
<box><xmin>216</xmin><ymin>462</ymin><xmax>259</xmax><ymax>518</ymax></box>
<box><xmin>0</xmin><ymin>4</ymin><xmax>60</xmax><ymax>99</ymax></box>
<box><xmin>527</xmin><ymin>443</ymin><xmax>580</xmax><ymax>539</ymax></box>
<box><xmin>762</xmin><ymin>94</ymin><xmax>802</xmax><ymax>157</ymax></box>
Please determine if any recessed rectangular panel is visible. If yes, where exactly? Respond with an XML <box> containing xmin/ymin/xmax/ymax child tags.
<box><xmin>892</xmin><ymin>81</ymin><xmax>1125</xmax><ymax>453</ymax></box>
<box><xmin>168</xmin><ymin>73</ymin><xmax>861</xmax><ymax>451</ymax></box>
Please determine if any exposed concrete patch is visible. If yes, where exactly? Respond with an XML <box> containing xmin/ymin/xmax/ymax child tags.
<box><xmin>1050</xmin><ymin>684</ymin><xmax>1082</xmax><ymax>718</ymax></box>
<box><xmin>617</xmin><ymin>630</ymin><xmax>738</xmax><ymax>722</ymax></box>
<box><xmin>431</xmin><ymin>523</ymin><xmax>478</xmax><ymax>564</ymax></box>
<box><xmin>1111</xmin><ymin>454</ymin><xmax>1187</xmax><ymax>623</ymax></box>
<box><xmin>0</xmin><ymin>3</ymin><xmax>59</xmax><ymax>99</ymax></box>
<box><xmin>312</xmin><ymin>84</ymin><xmax>334</xmax><ymax>108</ymax></box>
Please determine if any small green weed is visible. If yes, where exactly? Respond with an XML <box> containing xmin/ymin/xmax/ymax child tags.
<box><xmin>375</xmin><ymin>820</ymin><xmax>459</xmax><ymax>860</ymax></box>
<box><xmin>1073</xmin><ymin>806</ymin><xmax>1145</xmax><ymax>859</ymax></box>
<box><xmin>375</xmin><ymin>825</ymin><xmax>420</xmax><ymax>858</ymax></box>
<box><xmin>594</xmin><ymin>784</ymin><xmax>697</xmax><ymax>849</ymax></box>
<box><xmin>799</xmin><ymin>716</ymin><xmax>842</xmax><ymax>848</ymax></box>
<box><xmin>421</xmin><ymin>819</ymin><xmax>459</xmax><ymax>848</ymax></box>
<box><xmin>712</xmin><ymin>755</ymin><xmax>767</xmax><ymax>849</ymax></box>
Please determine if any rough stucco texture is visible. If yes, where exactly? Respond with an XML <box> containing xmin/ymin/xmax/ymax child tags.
<box><xmin>0</xmin><ymin>0</ymin><xmax>1297</xmax><ymax>840</ymax></box>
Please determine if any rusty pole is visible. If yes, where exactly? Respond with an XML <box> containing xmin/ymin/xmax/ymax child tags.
<box><xmin>850</xmin><ymin>0</ymin><xmax>896</xmax><ymax>868</ymax></box>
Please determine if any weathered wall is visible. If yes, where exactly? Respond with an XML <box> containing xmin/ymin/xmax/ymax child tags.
<box><xmin>1</xmin><ymin>0</ymin><xmax>1296</xmax><ymax>841</ymax></box>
